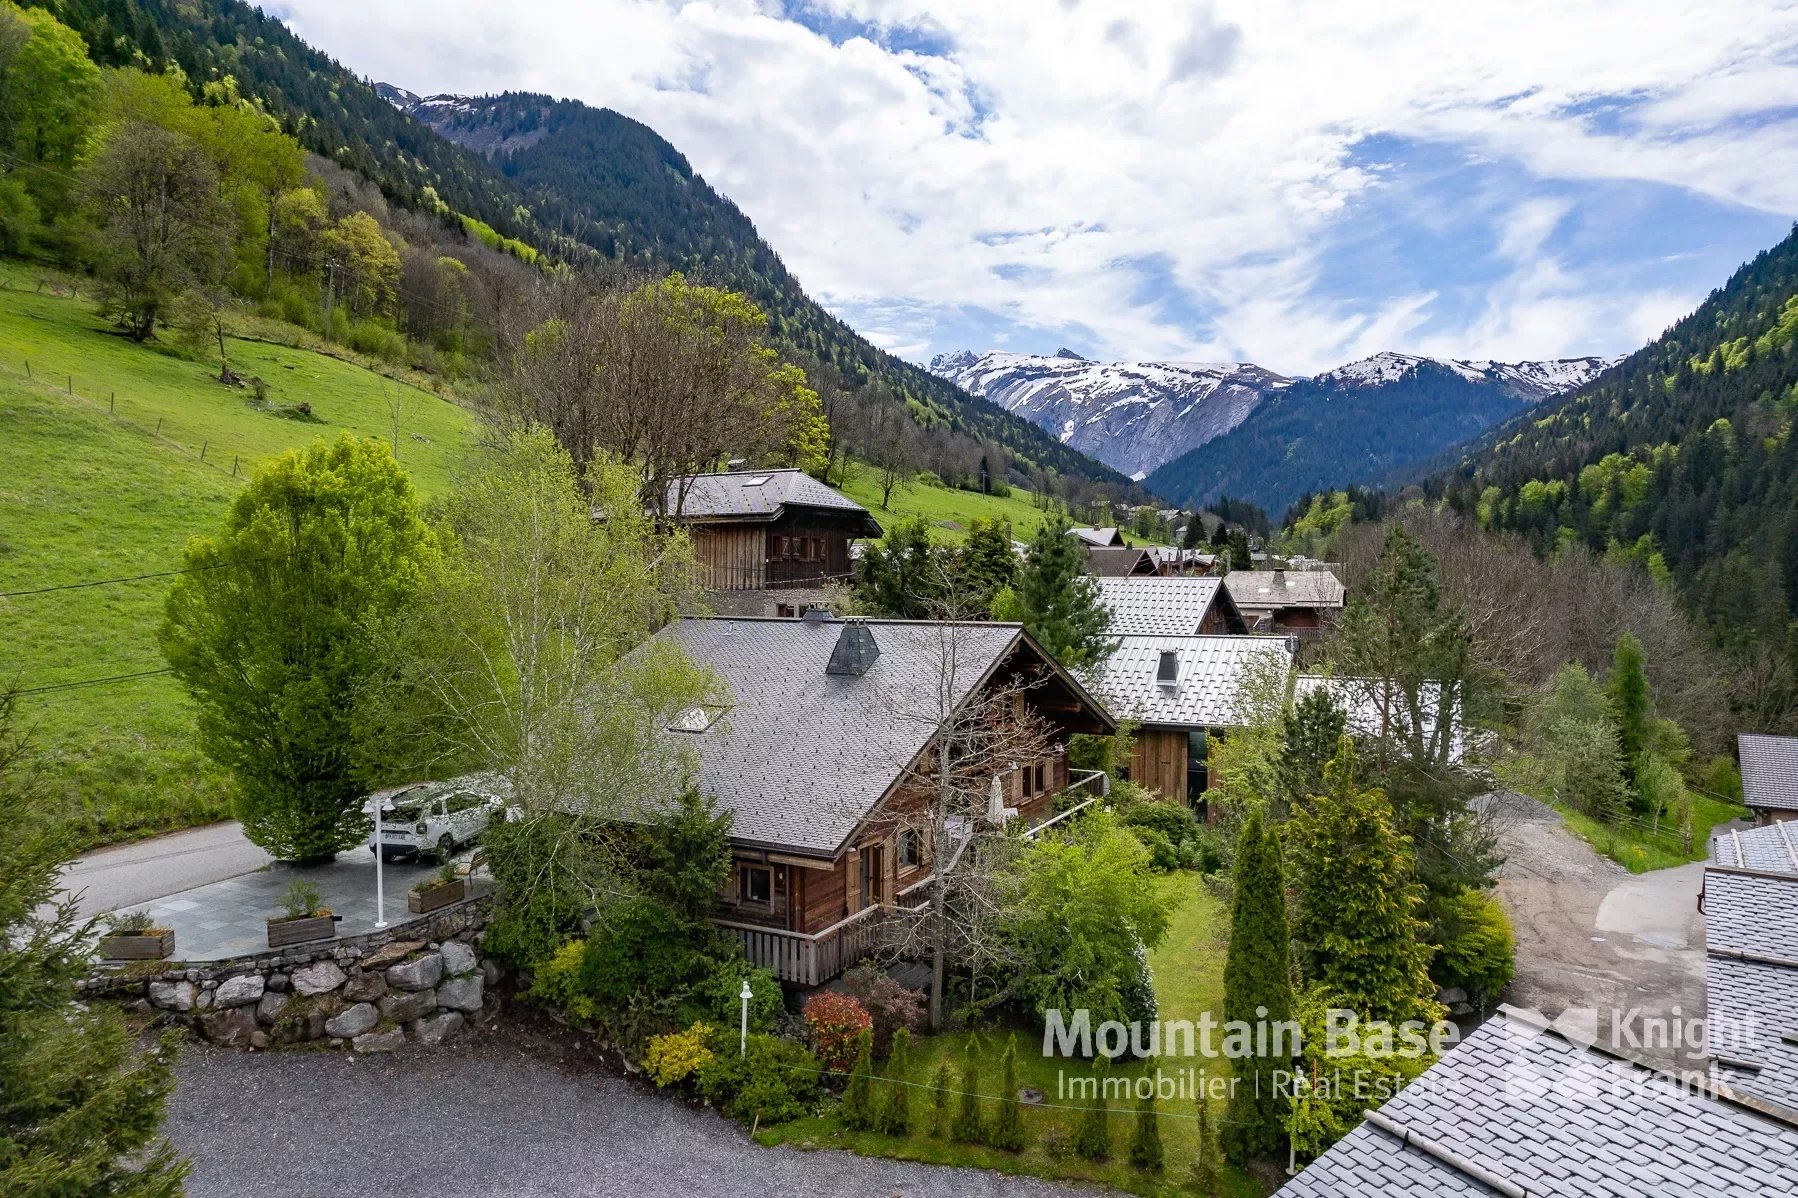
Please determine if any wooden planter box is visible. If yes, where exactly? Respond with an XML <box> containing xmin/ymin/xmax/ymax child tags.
<box><xmin>267</xmin><ymin>914</ymin><xmax>337</xmax><ymax>948</ymax></box>
<box><xmin>408</xmin><ymin>878</ymin><xmax>466</xmax><ymax>914</ymax></box>
<box><xmin>98</xmin><ymin>929</ymin><xmax>174</xmax><ymax>960</ymax></box>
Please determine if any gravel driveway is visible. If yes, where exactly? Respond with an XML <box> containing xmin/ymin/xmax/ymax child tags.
<box><xmin>166</xmin><ymin>1032</ymin><xmax>1096</xmax><ymax>1198</ymax></box>
<box><xmin>1487</xmin><ymin>791</ymin><xmax>1708</xmax><ymax>1069</ymax></box>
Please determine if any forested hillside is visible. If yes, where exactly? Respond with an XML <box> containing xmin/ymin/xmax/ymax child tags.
<box><xmin>28</xmin><ymin>0</ymin><xmax>1122</xmax><ymax>490</ymax></box>
<box><xmin>1435</xmin><ymin>222</ymin><xmax>1798</xmax><ymax>718</ymax></box>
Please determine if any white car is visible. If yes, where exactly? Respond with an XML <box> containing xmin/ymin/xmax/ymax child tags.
<box><xmin>368</xmin><ymin>778</ymin><xmax>506</xmax><ymax>861</ymax></box>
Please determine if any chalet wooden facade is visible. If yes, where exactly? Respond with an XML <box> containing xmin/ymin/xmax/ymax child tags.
<box><xmin>1223</xmin><ymin>569</ymin><xmax>1346</xmax><ymax>638</ymax></box>
<box><xmin>667</xmin><ymin>470</ymin><xmax>882</xmax><ymax>611</ymax></box>
<box><xmin>646</xmin><ymin>615</ymin><xmax>1114</xmax><ymax>986</ymax></box>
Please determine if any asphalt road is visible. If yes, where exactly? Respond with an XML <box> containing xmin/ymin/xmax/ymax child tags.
<box><xmin>57</xmin><ymin>821</ymin><xmax>269</xmax><ymax>922</ymax></box>
<box><xmin>167</xmin><ymin>1036</ymin><xmax>1092</xmax><ymax>1198</ymax></box>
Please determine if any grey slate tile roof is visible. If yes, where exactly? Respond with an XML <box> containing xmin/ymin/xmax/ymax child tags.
<box><xmin>1710</xmin><ymin>822</ymin><xmax>1798</xmax><ymax>874</ymax></box>
<box><xmin>1093</xmin><ymin>635</ymin><xmax>1293</xmax><ymax>729</ymax></box>
<box><xmin>1223</xmin><ymin>569</ymin><xmax>1346</xmax><ymax>611</ymax></box>
<box><xmin>668</xmin><ymin>470</ymin><xmax>877</xmax><ymax>528</ymax></box>
<box><xmin>1069</xmin><ymin>526</ymin><xmax>1126</xmax><ymax>547</ymax></box>
<box><xmin>648</xmin><ymin>617</ymin><xmax>1100</xmax><ymax>855</ymax></box>
<box><xmin>1740</xmin><ymin>733</ymin><xmax>1798</xmax><ymax>812</ymax></box>
<box><xmin>1085</xmin><ymin>547</ymin><xmax>1158</xmax><ymax>577</ymax></box>
<box><xmin>1708</xmin><ymin>951</ymin><xmax>1798</xmax><ymax>1113</ymax></box>
<box><xmin>1706</xmin><ymin>868</ymin><xmax>1798</xmax><ymax>959</ymax></box>
<box><xmin>1277</xmin><ymin>1009</ymin><xmax>1798</xmax><ymax>1198</ymax></box>
<box><xmin>1097</xmin><ymin>576</ymin><xmax>1226</xmax><ymax>635</ymax></box>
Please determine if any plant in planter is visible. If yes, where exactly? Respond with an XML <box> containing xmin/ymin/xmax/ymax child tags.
<box><xmin>408</xmin><ymin>861</ymin><xmax>466</xmax><ymax>914</ymax></box>
<box><xmin>96</xmin><ymin>909</ymin><xmax>174</xmax><ymax>961</ymax></box>
<box><xmin>266</xmin><ymin>879</ymin><xmax>336</xmax><ymax>948</ymax></box>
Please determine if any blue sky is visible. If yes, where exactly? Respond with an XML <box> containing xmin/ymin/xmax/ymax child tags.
<box><xmin>285</xmin><ymin>1</ymin><xmax>1798</xmax><ymax>374</ymax></box>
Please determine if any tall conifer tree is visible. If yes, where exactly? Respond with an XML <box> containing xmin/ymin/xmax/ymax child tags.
<box><xmin>1221</xmin><ymin>810</ymin><xmax>1295</xmax><ymax>1162</ymax></box>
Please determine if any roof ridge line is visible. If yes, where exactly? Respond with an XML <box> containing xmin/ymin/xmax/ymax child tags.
<box><xmin>1707</xmin><ymin>863</ymin><xmax>1798</xmax><ymax>882</ymax></box>
<box><xmin>1707</xmin><ymin>946</ymin><xmax>1798</xmax><ymax>969</ymax></box>
<box><xmin>1360</xmin><ymin>1109</ymin><xmax>1526</xmax><ymax>1198</ymax></box>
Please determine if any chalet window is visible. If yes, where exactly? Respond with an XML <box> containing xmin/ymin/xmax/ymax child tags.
<box><xmin>1034</xmin><ymin>763</ymin><xmax>1046</xmax><ymax>794</ymax></box>
<box><xmin>740</xmin><ymin>865</ymin><xmax>772</xmax><ymax>904</ymax></box>
<box><xmin>1156</xmin><ymin>650</ymin><xmax>1180</xmax><ymax>686</ymax></box>
<box><xmin>898</xmin><ymin>828</ymin><xmax>922</xmax><ymax>868</ymax></box>
<box><xmin>1019</xmin><ymin>764</ymin><xmax>1035</xmax><ymax>798</ymax></box>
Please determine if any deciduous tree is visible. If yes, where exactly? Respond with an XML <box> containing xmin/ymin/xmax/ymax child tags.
<box><xmin>162</xmin><ymin>436</ymin><xmax>435</xmax><ymax>862</ymax></box>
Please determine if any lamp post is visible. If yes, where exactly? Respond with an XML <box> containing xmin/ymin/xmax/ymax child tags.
<box><xmin>739</xmin><ymin>978</ymin><xmax>753</xmax><ymax>1056</ymax></box>
<box><xmin>372</xmin><ymin>798</ymin><xmax>388</xmax><ymax>930</ymax></box>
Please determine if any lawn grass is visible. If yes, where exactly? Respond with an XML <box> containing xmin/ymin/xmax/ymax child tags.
<box><xmin>758</xmin><ymin>875</ymin><xmax>1264</xmax><ymax>1196</ymax></box>
<box><xmin>1549</xmin><ymin>792</ymin><xmax>1747</xmax><ymax>873</ymax></box>
<box><xmin>0</xmin><ymin>265</ymin><xmax>477</xmax><ymax>850</ymax></box>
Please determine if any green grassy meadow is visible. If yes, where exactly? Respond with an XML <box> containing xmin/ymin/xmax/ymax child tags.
<box><xmin>0</xmin><ymin>268</ymin><xmax>476</xmax><ymax>849</ymax></box>
<box><xmin>1550</xmin><ymin>792</ymin><xmax>1746</xmax><ymax>873</ymax></box>
<box><xmin>836</xmin><ymin>466</ymin><xmax>1168</xmax><ymax>548</ymax></box>
<box><xmin>759</xmin><ymin>877</ymin><xmax>1264</xmax><ymax>1196</ymax></box>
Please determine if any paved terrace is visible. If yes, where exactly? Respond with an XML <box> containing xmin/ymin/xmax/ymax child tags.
<box><xmin>122</xmin><ymin>850</ymin><xmax>486</xmax><ymax>961</ymax></box>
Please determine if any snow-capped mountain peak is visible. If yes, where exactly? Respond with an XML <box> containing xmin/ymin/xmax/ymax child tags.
<box><xmin>1311</xmin><ymin>350</ymin><xmax>1621</xmax><ymax>396</ymax></box>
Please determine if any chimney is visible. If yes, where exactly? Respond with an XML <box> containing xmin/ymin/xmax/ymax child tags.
<box><xmin>1273</xmin><ymin>568</ymin><xmax>1286</xmax><ymax>587</ymax></box>
<box><xmin>825</xmin><ymin>620</ymin><xmax>880</xmax><ymax>676</ymax></box>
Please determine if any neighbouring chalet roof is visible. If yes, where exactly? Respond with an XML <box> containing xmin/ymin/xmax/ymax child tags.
<box><xmin>1094</xmin><ymin>635</ymin><xmax>1293</xmax><ymax>729</ymax></box>
<box><xmin>1222</xmin><ymin>568</ymin><xmax>1346</xmax><ymax>611</ymax></box>
<box><xmin>1705</xmin><ymin>867</ymin><xmax>1798</xmax><ymax>1117</ymax></box>
<box><xmin>667</xmin><ymin>470</ymin><xmax>882</xmax><ymax>536</ymax></box>
<box><xmin>1294</xmin><ymin>674</ymin><xmax>1465</xmax><ymax>764</ymax></box>
<box><xmin>646</xmin><ymin>617</ymin><xmax>1114</xmax><ymax>856</ymax></box>
<box><xmin>1276</xmin><ymin>1006</ymin><xmax>1798</xmax><ymax>1198</ymax></box>
<box><xmin>1085</xmin><ymin>546</ymin><xmax>1159</xmax><ymax>577</ymax></box>
<box><xmin>1711</xmin><ymin>822</ymin><xmax>1798</xmax><ymax>874</ymax></box>
<box><xmin>1069</xmin><ymin>526</ymin><xmax>1127</xmax><ymax>547</ymax></box>
<box><xmin>1096</xmin><ymin>576</ymin><xmax>1244</xmax><ymax>635</ymax></box>
<box><xmin>1740</xmin><ymin>733</ymin><xmax>1798</xmax><ymax>813</ymax></box>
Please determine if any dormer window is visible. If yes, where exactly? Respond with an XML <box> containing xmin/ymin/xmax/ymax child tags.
<box><xmin>668</xmin><ymin>705</ymin><xmax>723</xmax><ymax>733</ymax></box>
<box><xmin>1156</xmin><ymin>650</ymin><xmax>1180</xmax><ymax>687</ymax></box>
<box><xmin>742</xmin><ymin>475</ymin><xmax>772</xmax><ymax>486</ymax></box>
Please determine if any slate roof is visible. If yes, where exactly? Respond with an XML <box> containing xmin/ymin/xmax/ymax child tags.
<box><xmin>1294</xmin><ymin>675</ymin><xmax>1465</xmax><ymax>764</ymax></box>
<box><xmin>1069</xmin><ymin>526</ymin><xmax>1126</xmax><ymax>547</ymax></box>
<box><xmin>1277</xmin><ymin>1007</ymin><xmax>1798</xmax><ymax>1198</ymax></box>
<box><xmin>667</xmin><ymin>470</ymin><xmax>879</xmax><ymax>533</ymax></box>
<box><xmin>1097</xmin><ymin>576</ymin><xmax>1228</xmax><ymax>635</ymax></box>
<box><xmin>1085</xmin><ymin>547</ymin><xmax>1158</xmax><ymax>577</ymax></box>
<box><xmin>1223</xmin><ymin>569</ymin><xmax>1346</xmax><ymax>611</ymax></box>
<box><xmin>1707</xmin><ymin>868</ymin><xmax>1798</xmax><ymax>960</ymax></box>
<box><xmin>1708</xmin><ymin>950</ymin><xmax>1798</xmax><ymax>1114</ymax></box>
<box><xmin>1093</xmin><ymin>635</ymin><xmax>1293</xmax><ymax>729</ymax></box>
<box><xmin>1740</xmin><ymin>734</ymin><xmax>1798</xmax><ymax>813</ymax></box>
<box><xmin>1710</xmin><ymin>822</ymin><xmax>1798</xmax><ymax>874</ymax></box>
<box><xmin>647</xmin><ymin>617</ymin><xmax>1111</xmax><ymax>855</ymax></box>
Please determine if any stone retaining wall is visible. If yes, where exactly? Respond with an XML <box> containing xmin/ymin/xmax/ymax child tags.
<box><xmin>81</xmin><ymin>894</ymin><xmax>502</xmax><ymax>1054</ymax></box>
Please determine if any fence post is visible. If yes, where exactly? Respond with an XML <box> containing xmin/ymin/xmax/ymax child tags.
<box><xmin>68</xmin><ymin>375</ymin><xmax>72</xmax><ymax>393</ymax></box>
<box><xmin>232</xmin><ymin>455</ymin><xmax>238</xmax><ymax>477</ymax></box>
<box><xmin>155</xmin><ymin>417</ymin><xmax>162</xmax><ymax>436</ymax></box>
<box><xmin>23</xmin><ymin>360</ymin><xmax>28</xmax><ymax>379</ymax></box>
<box><xmin>109</xmin><ymin>392</ymin><xmax>115</xmax><ymax>413</ymax></box>
<box><xmin>200</xmin><ymin>440</ymin><xmax>207</xmax><ymax>461</ymax></box>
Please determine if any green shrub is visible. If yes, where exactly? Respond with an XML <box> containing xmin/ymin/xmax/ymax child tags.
<box><xmin>841</xmin><ymin>1029</ymin><xmax>876</xmax><ymax>1131</ymax></box>
<box><xmin>952</xmin><ymin>1038</ymin><xmax>983</xmax><ymax>1143</ymax></box>
<box><xmin>1072</xmin><ymin>1054</ymin><xmax>1112</xmax><ymax>1161</ymax></box>
<box><xmin>1429</xmin><ymin>888</ymin><xmax>1515</xmax><ymax>1006</ymax></box>
<box><xmin>523</xmin><ymin>938</ymin><xmax>597</xmax><ymax>1024</ymax></box>
<box><xmin>578</xmin><ymin>897</ymin><xmax>715</xmax><ymax>1015</ymax></box>
<box><xmin>644</xmin><ymin>1022</ymin><xmax>715</xmax><ymax>1087</ymax></box>
<box><xmin>987</xmin><ymin>1035</ymin><xmax>1025</xmax><ymax>1151</ymax></box>
<box><xmin>677</xmin><ymin>957</ymin><xmax>782</xmax><ymax>1034</ymax></box>
<box><xmin>931</xmin><ymin>1060</ymin><xmax>952</xmax><ymax>1137</ymax></box>
<box><xmin>802</xmin><ymin>990</ymin><xmax>872</xmax><ymax>1072</ymax></box>
<box><xmin>343</xmin><ymin>318</ymin><xmax>407</xmax><ymax>362</ymax></box>
<box><xmin>876</xmin><ymin>1027</ymin><xmax>913</xmax><ymax>1135</ymax></box>
<box><xmin>1128</xmin><ymin>1093</ymin><xmax>1164</xmax><ymax>1173</ymax></box>
<box><xmin>693</xmin><ymin>1028</ymin><xmax>822</xmax><ymax>1124</ymax></box>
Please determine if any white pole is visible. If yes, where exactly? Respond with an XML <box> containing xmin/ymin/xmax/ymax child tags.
<box><xmin>739</xmin><ymin>979</ymin><xmax>752</xmax><ymax>1056</ymax></box>
<box><xmin>373</xmin><ymin>798</ymin><xmax>388</xmax><ymax>930</ymax></box>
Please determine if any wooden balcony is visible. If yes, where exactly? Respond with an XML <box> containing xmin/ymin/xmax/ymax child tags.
<box><xmin>713</xmin><ymin>902</ymin><xmax>891</xmax><ymax>987</ymax></box>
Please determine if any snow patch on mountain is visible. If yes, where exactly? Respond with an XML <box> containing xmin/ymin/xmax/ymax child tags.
<box><xmin>1313</xmin><ymin>350</ymin><xmax>1621</xmax><ymax>396</ymax></box>
<box><xmin>930</xmin><ymin>350</ymin><xmax>1289</xmax><ymax>479</ymax></box>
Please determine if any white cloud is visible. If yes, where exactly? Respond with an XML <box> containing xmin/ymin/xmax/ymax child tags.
<box><xmin>283</xmin><ymin>0</ymin><xmax>1798</xmax><ymax>370</ymax></box>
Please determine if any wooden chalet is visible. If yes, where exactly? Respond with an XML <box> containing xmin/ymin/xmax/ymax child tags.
<box><xmin>647</xmin><ymin>615</ymin><xmax>1115</xmax><ymax>986</ymax></box>
<box><xmin>1096</xmin><ymin>575</ymin><xmax>1248</xmax><ymax>636</ymax></box>
<box><xmin>667</xmin><ymin>470</ymin><xmax>881</xmax><ymax>616</ymax></box>
<box><xmin>1223</xmin><ymin>568</ymin><xmax>1345</xmax><ymax>638</ymax></box>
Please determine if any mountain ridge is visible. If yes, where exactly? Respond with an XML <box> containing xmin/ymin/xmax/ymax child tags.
<box><xmin>933</xmin><ymin>346</ymin><xmax>1616</xmax><ymax>495</ymax></box>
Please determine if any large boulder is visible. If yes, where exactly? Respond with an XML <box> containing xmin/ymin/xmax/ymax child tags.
<box><xmin>213</xmin><ymin>974</ymin><xmax>265</xmax><ymax>1008</ymax></box>
<box><xmin>148</xmin><ymin>980</ymin><xmax>197</xmax><ymax>1012</ymax></box>
<box><xmin>199</xmin><ymin>1008</ymin><xmax>259</xmax><ymax>1047</ymax></box>
<box><xmin>386</xmin><ymin>952</ymin><xmax>443</xmax><ymax>992</ymax></box>
<box><xmin>323</xmin><ymin>1002</ymin><xmax>378</xmax><ymax>1039</ymax></box>
<box><xmin>341</xmin><ymin>971</ymin><xmax>388</xmax><ymax>1004</ymax></box>
<box><xmin>359</xmin><ymin>939</ymin><xmax>425</xmax><ymax>972</ymax></box>
<box><xmin>378</xmin><ymin>988</ymin><xmax>436</xmax><ymax>1023</ymax></box>
<box><xmin>353</xmin><ymin>1027</ymin><xmax>406</xmax><ymax>1053</ymax></box>
<box><xmin>437</xmin><ymin>974</ymin><xmax>483</xmax><ymax>1014</ymax></box>
<box><xmin>256</xmin><ymin>990</ymin><xmax>291</xmax><ymax>1024</ymax></box>
<box><xmin>410</xmin><ymin>1011</ymin><xmax>464</xmax><ymax>1047</ymax></box>
<box><xmin>440</xmin><ymin>941</ymin><xmax>477</xmax><ymax>977</ymax></box>
<box><xmin>291</xmin><ymin>961</ymin><xmax>347</xmax><ymax>997</ymax></box>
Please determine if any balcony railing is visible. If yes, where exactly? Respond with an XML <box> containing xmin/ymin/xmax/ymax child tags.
<box><xmin>713</xmin><ymin>902</ymin><xmax>890</xmax><ymax>987</ymax></box>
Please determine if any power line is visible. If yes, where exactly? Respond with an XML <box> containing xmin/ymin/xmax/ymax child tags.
<box><xmin>0</xmin><ymin>555</ymin><xmax>283</xmax><ymax>600</ymax></box>
<box><xmin>13</xmin><ymin>668</ymin><xmax>173</xmax><ymax>697</ymax></box>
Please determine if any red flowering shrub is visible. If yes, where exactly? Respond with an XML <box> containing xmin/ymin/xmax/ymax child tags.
<box><xmin>841</xmin><ymin>962</ymin><xmax>926</xmax><ymax>1056</ymax></box>
<box><xmin>802</xmin><ymin>991</ymin><xmax>872</xmax><ymax>1072</ymax></box>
